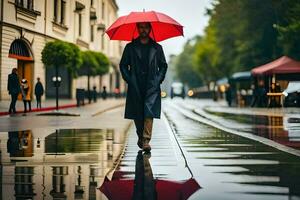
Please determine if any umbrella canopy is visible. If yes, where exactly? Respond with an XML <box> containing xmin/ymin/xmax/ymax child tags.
<box><xmin>283</xmin><ymin>81</ymin><xmax>300</xmax><ymax>94</ymax></box>
<box><xmin>105</xmin><ymin>11</ymin><xmax>184</xmax><ymax>42</ymax></box>
<box><xmin>230</xmin><ymin>71</ymin><xmax>252</xmax><ymax>82</ymax></box>
<box><xmin>251</xmin><ymin>56</ymin><xmax>300</xmax><ymax>76</ymax></box>
<box><xmin>99</xmin><ymin>177</ymin><xmax>200</xmax><ymax>200</ymax></box>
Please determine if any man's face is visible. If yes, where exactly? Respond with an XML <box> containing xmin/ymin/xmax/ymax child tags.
<box><xmin>137</xmin><ymin>22</ymin><xmax>151</xmax><ymax>38</ymax></box>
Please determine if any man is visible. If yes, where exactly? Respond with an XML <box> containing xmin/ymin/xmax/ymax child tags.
<box><xmin>119</xmin><ymin>22</ymin><xmax>168</xmax><ymax>152</ymax></box>
<box><xmin>34</xmin><ymin>77</ymin><xmax>44</xmax><ymax>109</ymax></box>
<box><xmin>7</xmin><ymin>68</ymin><xmax>20</xmax><ymax>114</ymax></box>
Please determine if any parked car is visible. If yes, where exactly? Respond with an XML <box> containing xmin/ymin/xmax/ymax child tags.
<box><xmin>170</xmin><ymin>82</ymin><xmax>185</xmax><ymax>99</ymax></box>
<box><xmin>283</xmin><ymin>81</ymin><xmax>300</xmax><ymax>107</ymax></box>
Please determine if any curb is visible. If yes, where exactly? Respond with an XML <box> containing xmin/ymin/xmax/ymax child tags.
<box><xmin>0</xmin><ymin>104</ymin><xmax>77</xmax><ymax>116</ymax></box>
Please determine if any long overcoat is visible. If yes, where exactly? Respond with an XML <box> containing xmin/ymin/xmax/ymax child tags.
<box><xmin>119</xmin><ymin>37</ymin><xmax>168</xmax><ymax>120</ymax></box>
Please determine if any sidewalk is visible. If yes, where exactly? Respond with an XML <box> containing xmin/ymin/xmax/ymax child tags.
<box><xmin>0</xmin><ymin>98</ymin><xmax>76</xmax><ymax>114</ymax></box>
<box><xmin>0</xmin><ymin>98</ymin><xmax>124</xmax><ymax>116</ymax></box>
<box><xmin>99</xmin><ymin>113</ymin><xmax>200</xmax><ymax>199</ymax></box>
<box><xmin>193</xmin><ymin>98</ymin><xmax>300</xmax><ymax>117</ymax></box>
<box><xmin>108</xmin><ymin>114</ymin><xmax>193</xmax><ymax>181</ymax></box>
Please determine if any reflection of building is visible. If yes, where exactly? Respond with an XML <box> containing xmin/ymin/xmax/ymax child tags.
<box><xmin>0</xmin><ymin>128</ymin><xmax>126</xmax><ymax>199</ymax></box>
<box><xmin>0</xmin><ymin>0</ymin><xmax>125</xmax><ymax>100</ymax></box>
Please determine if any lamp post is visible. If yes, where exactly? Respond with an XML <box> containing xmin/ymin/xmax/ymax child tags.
<box><xmin>52</xmin><ymin>70</ymin><xmax>62</xmax><ymax>111</ymax></box>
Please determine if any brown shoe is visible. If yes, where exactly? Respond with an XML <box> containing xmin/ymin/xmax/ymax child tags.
<box><xmin>143</xmin><ymin>139</ymin><xmax>151</xmax><ymax>152</ymax></box>
<box><xmin>137</xmin><ymin>137</ymin><xmax>143</xmax><ymax>149</ymax></box>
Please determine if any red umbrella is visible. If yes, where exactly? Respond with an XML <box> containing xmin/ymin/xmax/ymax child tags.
<box><xmin>105</xmin><ymin>11</ymin><xmax>184</xmax><ymax>42</ymax></box>
<box><xmin>99</xmin><ymin>177</ymin><xmax>200</xmax><ymax>200</ymax></box>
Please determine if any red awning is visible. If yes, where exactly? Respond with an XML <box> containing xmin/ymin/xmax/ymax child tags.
<box><xmin>251</xmin><ymin>56</ymin><xmax>300</xmax><ymax>76</ymax></box>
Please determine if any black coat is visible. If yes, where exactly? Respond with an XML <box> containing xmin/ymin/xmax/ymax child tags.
<box><xmin>120</xmin><ymin>38</ymin><xmax>168</xmax><ymax>120</ymax></box>
<box><xmin>7</xmin><ymin>73</ymin><xmax>20</xmax><ymax>95</ymax></box>
<box><xmin>35</xmin><ymin>82</ymin><xmax>44</xmax><ymax>96</ymax></box>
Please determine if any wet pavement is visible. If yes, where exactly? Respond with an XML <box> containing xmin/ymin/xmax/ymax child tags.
<box><xmin>175</xmin><ymin>98</ymin><xmax>300</xmax><ymax>152</ymax></box>
<box><xmin>1</xmin><ymin>98</ymin><xmax>300</xmax><ymax>199</ymax></box>
<box><xmin>163</xmin><ymin>101</ymin><xmax>300</xmax><ymax>200</ymax></box>
<box><xmin>99</xmin><ymin>112</ymin><xmax>201</xmax><ymax>200</ymax></box>
<box><xmin>0</xmin><ymin>100</ymin><xmax>131</xmax><ymax>200</ymax></box>
<box><xmin>1</xmin><ymin>128</ymin><xmax>127</xmax><ymax>200</ymax></box>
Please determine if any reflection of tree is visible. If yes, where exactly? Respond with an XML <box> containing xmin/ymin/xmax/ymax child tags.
<box><xmin>45</xmin><ymin>129</ymin><xmax>104</xmax><ymax>153</ymax></box>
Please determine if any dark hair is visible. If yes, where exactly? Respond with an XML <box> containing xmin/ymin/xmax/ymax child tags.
<box><xmin>12</xmin><ymin>68</ymin><xmax>18</xmax><ymax>73</ymax></box>
<box><xmin>136</xmin><ymin>22</ymin><xmax>152</xmax><ymax>29</ymax></box>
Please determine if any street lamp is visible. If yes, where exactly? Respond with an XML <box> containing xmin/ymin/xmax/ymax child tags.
<box><xmin>52</xmin><ymin>75</ymin><xmax>62</xmax><ymax>110</ymax></box>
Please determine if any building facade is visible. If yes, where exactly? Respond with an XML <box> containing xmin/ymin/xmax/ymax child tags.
<box><xmin>0</xmin><ymin>0</ymin><xmax>125</xmax><ymax>100</ymax></box>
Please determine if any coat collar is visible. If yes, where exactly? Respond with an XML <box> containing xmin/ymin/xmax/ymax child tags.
<box><xmin>132</xmin><ymin>37</ymin><xmax>158</xmax><ymax>64</ymax></box>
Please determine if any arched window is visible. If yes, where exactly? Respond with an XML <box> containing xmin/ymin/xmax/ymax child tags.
<box><xmin>8</xmin><ymin>39</ymin><xmax>33</xmax><ymax>61</ymax></box>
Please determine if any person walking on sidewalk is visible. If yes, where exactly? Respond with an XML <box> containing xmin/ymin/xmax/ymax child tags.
<box><xmin>7</xmin><ymin>68</ymin><xmax>20</xmax><ymax>114</ymax></box>
<box><xmin>21</xmin><ymin>79</ymin><xmax>32</xmax><ymax>113</ymax></box>
<box><xmin>34</xmin><ymin>77</ymin><xmax>44</xmax><ymax>109</ymax></box>
<box><xmin>119</xmin><ymin>22</ymin><xmax>168</xmax><ymax>152</ymax></box>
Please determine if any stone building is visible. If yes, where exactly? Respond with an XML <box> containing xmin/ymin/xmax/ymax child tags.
<box><xmin>0</xmin><ymin>0</ymin><xmax>125</xmax><ymax>100</ymax></box>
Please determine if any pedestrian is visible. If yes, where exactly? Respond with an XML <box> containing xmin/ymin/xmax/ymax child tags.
<box><xmin>93</xmin><ymin>85</ymin><xmax>97</xmax><ymax>102</ymax></box>
<box><xmin>21</xmin><ymin>79</ymin><xmax>31</xmax><ymax>113</ymax></box>
<box><xmin>7</xmin><ymin>68</ymin><xmax>20</xmax><ymax>114</ymax></box>
<box><xmin>102</xmin><ymin>86</ymin><xmax>107</xmax><ymax>100</ymax></box>
<box><xmin>119</xmin><ymin>22</ymin><xmax>168</xmax><ymax>152</ymax></box>
<box><xmin>225</xmin><ymin>85</ymin><xmax>232</xmax><ymax>107</ymax></box>
<box><xmin>34</xmin><ymin>77</ymin><xmax>44</xmax><ymax>109</ymax></box>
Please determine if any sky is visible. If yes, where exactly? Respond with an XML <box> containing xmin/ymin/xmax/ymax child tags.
<box><xmin>115</xmin><ymin>0</ymin><xmax>213</xmax><ymax>60</ymax></box>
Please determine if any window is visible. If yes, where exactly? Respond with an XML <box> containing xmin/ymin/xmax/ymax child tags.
<box><xmin>78</xmin><ymin>13</ymin><xmax>82</xmax><ymax>36</ymax></box>
<box><xmin>90</xmin><ymin>25</ymin><xmax>94</xmax><ymax>42</ymax></box>
<box><xmin>61</xmin><ymin>0</ymin><xmax>66</xmax><ymax>24</ymax></box>
<box><xmin>27</xmin><ymin>0</ymin><xmax>34</xmax><ymax>10</ymax></box>
<box><xmin>102</xmin><ymin>1</ymin><xmax>105</xmax><ymax>20</ymax></box>
<box><xmin>53</xmin><ymin>0</ymin><xmax>66</xmax><ymax>25</ymax></box>
<box><xmin>53</xmin><ymin>0</ymin><xmax>58</xmax><ymax>22</ymax></box>
<box><xmin>15</xmin><ymin>0</ymin><xmax>34</xmax><ymax>10</ymax></box>
<box><xmin>91</xmin><ymin>0</ymin><xmax>93</xmax><ymax>6</ymax></box>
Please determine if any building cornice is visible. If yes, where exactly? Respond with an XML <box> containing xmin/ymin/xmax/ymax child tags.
<box><xmin>110</xmin><ymin>0</ymin><xmax>119</xmax><ymax>11</ymax></box>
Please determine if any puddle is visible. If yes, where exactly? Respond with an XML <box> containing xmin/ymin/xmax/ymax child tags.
<box><xmin>206</xmin><ymin>111</ymin><xmax>300</xmax><ymax>150</ymax></box>
<box><xmin>0</xmin><ymin>128</ymin><xmax>126</xmax><ymax>199</ymax></box>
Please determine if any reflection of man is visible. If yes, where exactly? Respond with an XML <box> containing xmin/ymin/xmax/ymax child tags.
<box><xmin>120</xmin><ymin>22</ymin><xmax>168</xmax><ymax>152</ymax></box>
<box><xmin>7</xmin><ymin>68</ymin><xmax>20</xmax><ymax>114</ymax></box>
<box><xmin>132</xmin><ymin>151</ymin><xmax>156</xmax><ymax>200</ymax></box>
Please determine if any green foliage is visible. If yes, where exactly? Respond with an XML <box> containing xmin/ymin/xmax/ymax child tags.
<box><xmin>91</xmin><ymin>51</ymin><xmax>110</xmax><ymax>75</ymax></box>
<box><xmin>78</xmin><ymin>51</ymin><xmax>98</xmax><ymax>76</ymax></box>
<box><xmin>41</xmin><ymin>40</ymin><xmax>82</xmax><ymax>78</ymax></box>
<box><xmin>42</xmin><ymin>40</ymin><xmax>110</xmax><ymax>78</ymax></box>
<box><xmin>276</xmin><ymin>1</ymin><xmax>300</xmax><ymax>60</ymax></box>
<box><xmin>191</xmin><ymin>0</ymin><xmax>300</xmax><ymax>84</ymax></box>
<box><xmin>79</xmin><ymin>51</ymin><xmax>110</xmax><ymax>76</ymax></box>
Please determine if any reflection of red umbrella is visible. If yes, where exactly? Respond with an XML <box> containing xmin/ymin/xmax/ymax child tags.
<box><xmin>99</xmin><ymin>177</ymin><xmax>200</xmax><ymax>200</ymax></box>
<box><xmin>105</xmin><ymin>11</ymin><xmax>184</xmax><ymax>42</ymax></box>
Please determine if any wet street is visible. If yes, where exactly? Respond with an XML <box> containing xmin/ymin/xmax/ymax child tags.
<box><xmin>1</xmin><ymin>99</ymin><xmax>300</xmax><ymax>199</ymax></box>
<box><xmin>163</xmin><ymin>100</ymin><xmax>300</xmax><ymax>200</ymax></box>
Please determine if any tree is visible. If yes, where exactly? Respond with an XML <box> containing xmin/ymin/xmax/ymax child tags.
<box><xmin>42</xmin><ymin>40</ymin><xmax>82</xmax><ymax>76</ymax></box>
<box><xmin>276</xmin><ymin>1</ymin><xmax>300</xmax><ymax>60</ymax></box>
<box><xmin>78</xmin><ymin>51</ymin><xmax>110</xmax><ymax>103</ymax></box>
<box><xmin>192</xmin><ymin>0</ymin><xmax>295</xmax><ymax>85</ymax></box>
<box><xmin>174</xmin><ymin>37</ymin><xmax>202</xmax><ymax>88</ymax></box>
<box><xmin>41</xmin><ymin>40</ymin><xmax>82</xmax><ymax>110</ymax></box>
